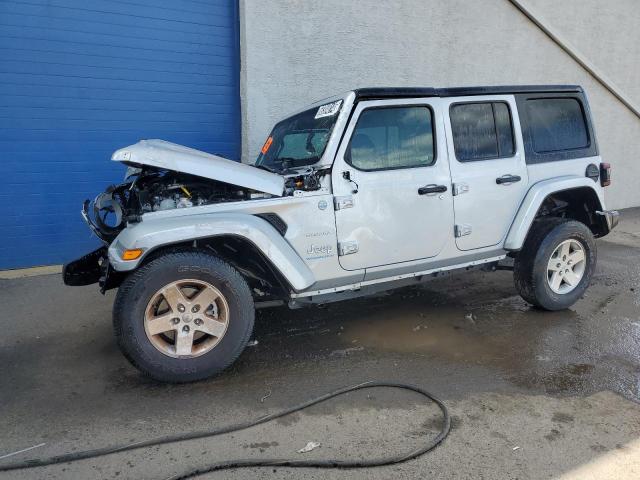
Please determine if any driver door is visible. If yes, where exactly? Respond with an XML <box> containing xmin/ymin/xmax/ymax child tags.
<box><xmin>332</xmin><ymin>99</ymin><xmax>454</xmax><ymax>271</ymax></box>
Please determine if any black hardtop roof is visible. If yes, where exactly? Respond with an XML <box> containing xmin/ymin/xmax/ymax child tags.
<box><xmin>353</xmin><ymin>85</ymin><xmax>583</xmax><ymax>100</ymax></box>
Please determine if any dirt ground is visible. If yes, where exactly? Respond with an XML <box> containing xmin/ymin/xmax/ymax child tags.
<box><xmin>1</xmin><ymin>209</ymin><xmax>639</xmax><ymax>480</ymax></box>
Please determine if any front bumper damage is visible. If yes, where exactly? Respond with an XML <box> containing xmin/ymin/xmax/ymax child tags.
<box><xmin>62</xmin><ymin>199</ymin><xmax>127</xmax><ymax>292</ymax></box>
<box><xmin>62</xmin><ymin>246</ymin><xmax>106</xmax><ymax>286</ymax></box>
<box><xmin>62</xmin><ymin>246</ymin><xmax>125</xmax><ymax>293</ymax></box>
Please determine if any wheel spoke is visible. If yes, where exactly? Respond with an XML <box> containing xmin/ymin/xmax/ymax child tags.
<box><xmin>550</xmin><ymin>271</ymin><xmax>563</xmax><ymax>291</ymax></box>
<box><xmin>175</xmin><ymin>329</ymin><xmax>195</xmax><ymax>356</ymax></box>
<box><xmin>548</xmin><ymin>262</ymin><xmax>561</xmax><ymax>272</ymax></box>
<box><xmin>560</xmin><ymin>241</ymin><xmax>571</xmax><ymax>259</ymax></box>
<box><xmin>564</xmin><ymin>269</ymin><xmax>580</xmax><ymax>287</ymax></box>
<box><xmin>568</xmin><ymin>249</ymin><xmax>585</xmax><ymax>265</ymax></box>
<box><xmin>197</xmin><ymin>318</ymin><xmax>226</xmax><ymax>338</ymax></box>
<box><xmin>146</xmin><ymin>313</ymin><xmax>176</xmax><ymax>335</ymax></box>
<box><xmin>191</xmin><ymin>287</ymin><xmax>220</xmax><ymax>311</ymax></box>
<box><xmin>162</xmin><ymin>284</ymin><xmax>187</xmax><ymax>312</ymax></box>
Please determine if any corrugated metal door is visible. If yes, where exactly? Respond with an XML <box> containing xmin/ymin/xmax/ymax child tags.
<box><xmin>0</xmin><ymin>0</ymin><xmax>240</xmax><ymax>269</ymax></box>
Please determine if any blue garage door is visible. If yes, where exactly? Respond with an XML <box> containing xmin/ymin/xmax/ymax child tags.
<box><xmin>0</xmin><ymin>0</ymin><xmax>240</xmax><ymax>269</ymax></box>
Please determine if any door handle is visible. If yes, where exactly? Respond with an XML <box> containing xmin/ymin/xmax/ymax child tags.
<box><xmin>496</xmin><ymin>174</ymin><xmax>522</xmax><ymax>185</ymax></box>
<box><xmin>418</xmin><ymin>184</ymin><xmax>448</xmax><ymax>195</ymax></box>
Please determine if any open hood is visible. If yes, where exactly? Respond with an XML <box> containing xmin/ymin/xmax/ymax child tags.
<box><xmin>111</xmin><ymin>139</ymin><xmax>285</xmax><ymax>196</ymax></box>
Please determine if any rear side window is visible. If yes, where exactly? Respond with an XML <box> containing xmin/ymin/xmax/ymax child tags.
<box><xmin>525</xmin><ymin>98</ymin><xmax>589</xmax><ymax>153</ymax></box>
<box><xmin>346</xmin><ymin>106</ymin><xmax>435</xmax><ymax>171</ymax></box>
<box><xmin>450</xmin><ymin>102</ymin><xmax>515</xmax><ymax>162</ymax></box>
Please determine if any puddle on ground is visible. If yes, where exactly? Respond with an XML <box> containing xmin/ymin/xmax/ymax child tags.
<box><xmin>343</xmin><ymin>307</ymin><xmax>511</xmax><ymax>360</ymax></box>
<box><xmin>337</xmin><ymin>282</ymin><xmax>574</xmax><ymax>363</ymax></box>
<box><xmin>250</xmin><ymin>260</ymin><xmax>640</xmax><ymax>401</ymax></box>
<box><xmin>317</xmin><ymin>270</ymin><xmax>640</xmax><ymax>401</ymax></box>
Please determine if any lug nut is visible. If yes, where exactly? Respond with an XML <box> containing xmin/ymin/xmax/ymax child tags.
<box><xmin>172</xmin><ymin>317</ymin><xmax>180</xmax><ymax>325</ymax></box>
<box><xmin>182</xmin><ymin>325</ymin><xmax>190</xmax><ymax>333</ymax></box>
<box><xmin>192</xmin><ymin>305</ymin><xmax>200</xmax><ymax>313</ymax></box>
<box><xmin>194</xmin><ymin>318</ymin><xmax>203</xmax><ymax>326</ymax></box>
<box><xmin>177</xmin><ymin>304</ymin><xmax>185</xmax><ymax>313</ymax></box>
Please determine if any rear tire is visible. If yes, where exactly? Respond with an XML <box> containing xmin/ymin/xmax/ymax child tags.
<box><xmin>113</xmin><ymin>251</ymin><xmax>254</xmax><ymax>383</ymax></box>
<box><xmin>514</xmin><ymin>219</ymin><xmax>596</xmax><ymax>311</ymax></box>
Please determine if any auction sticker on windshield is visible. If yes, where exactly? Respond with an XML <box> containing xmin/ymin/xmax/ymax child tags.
<box><xmin>315</xmin><ymin>100</ymin><xmax>342</xmax><ymax>119</ymax></box>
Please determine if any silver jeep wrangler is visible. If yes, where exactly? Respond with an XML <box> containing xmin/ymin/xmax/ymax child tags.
<box><xmin>64</xmin><ymin>86</ymin><xmax>619</xmax><ymax>382</ymax></box>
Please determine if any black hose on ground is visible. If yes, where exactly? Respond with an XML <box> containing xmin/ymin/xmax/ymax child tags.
<box><xmin>0</xmin><ymin>381</ymin><xmax>450</xmax><ymax>479</ymax></box>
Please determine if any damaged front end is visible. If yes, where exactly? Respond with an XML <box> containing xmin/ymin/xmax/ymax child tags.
<box><xmin>62</xmin><ymin>246</ymin><xmax>106</xmax><ymax>286</ymax></box>
<box><xmin>63</xmin><ymin>195</ymin><xmax>131</xmax><ymax>292</ymax></box>
<box><xmin>81</xmin><ymin>166</ymin><xmax>259</xmax><ymax>243</ymax></box>
<box><xmin>63</xmin><ymin>164</ymin><xmax>277</xmax><ymax>292</ymax></box>
<box><xmin>62</xmin><ymin>245</ymin><xmax>126</xmax><ymax>293</ymax></box>
<box><xmin>62</xmin><ymin>139</ymin><xmax>327</xmax><ymax>292</ymax></box>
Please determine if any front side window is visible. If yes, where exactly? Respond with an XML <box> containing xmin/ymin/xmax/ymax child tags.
<box><xmin>525</xmin><ymin>98</ymin><xmax>589</xmax><ymax>153</ymax></box>
<box><xmin>346</xmin><ymin>106</ymin><xmax>435</xmax><ymax>171</ymax></box>
<box><xmin>450</xmin><ymin>102</ymin><xmax>515</xmax><ymax>162</ymax></box>
<box><xmin>255</xmin><ymin>100</ymin><xmax>342</xmax><ymax>172</ymax></box>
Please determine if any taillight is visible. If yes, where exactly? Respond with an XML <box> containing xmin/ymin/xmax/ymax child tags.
<box><xmin>600</xmin><ymin>163</ymin><xmax>611</xmax><ymax>187</ymax></box>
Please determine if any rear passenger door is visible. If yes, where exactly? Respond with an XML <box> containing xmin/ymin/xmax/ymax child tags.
<box><xmin>443</xmin><ymin>96</ymin><xmax>528</xmax><ymax>251</ymax></box>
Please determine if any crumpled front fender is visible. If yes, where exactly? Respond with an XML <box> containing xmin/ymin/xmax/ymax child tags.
<box><xmin>108</xmin><ymin>212</ymin><xmax>315</xmax><ymax>291</ymax></box>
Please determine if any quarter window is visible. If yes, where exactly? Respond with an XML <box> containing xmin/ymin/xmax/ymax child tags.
<box><xmin>346</xmin><ymin>106</ymin><xmax>435</xmax><ymax>171</ymax></box>
<box><xmin>450</xmin><ymin>102</ymin><xmax>515</xmax><ymax>162</ymax></box>
<box><xmin>525</xmin><ymin>98</ymin><xmax>589</xmax><ymax>153</ymax></box>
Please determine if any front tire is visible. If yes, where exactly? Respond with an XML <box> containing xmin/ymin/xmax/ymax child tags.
<box><xmin>113</xmin><ymin>251</ymin><xmax>255</xmax><ymax>383</ymax></box>
<box><xmin>514</xmin><ymin>219</ymin><xmax>596</xmax><ymax>311</ymax></box>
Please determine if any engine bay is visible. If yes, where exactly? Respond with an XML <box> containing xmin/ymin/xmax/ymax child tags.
<box><xmin>85</xmin><ymin>165</ymin><xmax>325</xmax><ymax>243</ymax></box>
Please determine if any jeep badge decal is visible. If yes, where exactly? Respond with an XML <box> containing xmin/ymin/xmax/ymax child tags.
<box><xmin>307</xmin><ymin>244</ymin><xmax>333</xmax><ymax>256</ymax></box>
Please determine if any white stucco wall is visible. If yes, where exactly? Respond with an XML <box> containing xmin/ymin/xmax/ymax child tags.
<box><xmin>240</xmin><ymin>0</ymin><xmax>640</xmax><ymax>209</ymax></box>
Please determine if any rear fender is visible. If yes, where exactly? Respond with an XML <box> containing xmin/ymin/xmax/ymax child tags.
<box><xmin>504</xmin><ymin>176</ymin><xmax>605</xmax><ymax>251</ymax></box>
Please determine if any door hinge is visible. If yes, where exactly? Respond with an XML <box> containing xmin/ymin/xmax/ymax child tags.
<box><xmin>338</xmin><ymin>241</ymin><xmax>359</xmax><ymax>256</ymax></box>
<box><xmin>452</xmin><ymin>183</ymin><xmax>469</xmax><ymax>196</ymax></box>
<box><xmin>334</xmin><ymin>195</ymin><xmax>354</xmax><ymax>210</ymax></box>
<box><xmin>455</xmin><ymin>224</ymin><xmax>472</xmax><ymax>237</ymax></box>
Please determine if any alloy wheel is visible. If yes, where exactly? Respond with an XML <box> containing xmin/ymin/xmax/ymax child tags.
<box><xmin>144</xmin><ymin>279</ymin><xmax>229</xmax><ymax>358</ymax></box>
<box><xmin>546</xmin><ymin>239</ymin><xmax>586</xmax><ymax>294</ymax></box>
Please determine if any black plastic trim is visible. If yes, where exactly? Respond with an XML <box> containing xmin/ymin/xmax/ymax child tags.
<box><xmin>585</xmin><ymin>163</ymin><xmax>600</xmax><ymax>182</ymax></box>
<box><xmin>496</xmin><ymin>175</ymin><xmax>522</xmax><ymax>184</ymax></box>
<box><xmin>62</xmin><ymin>246</ymin><xmax>107</xmax><ymax>286</ymax></box>
<box><xmin>353</xmin><ymin>85</ymin><xmax>582</xmax><ymax>101</ymax></box>
<box><xmin>255</xmin><ymin>213</ymin><xmax>288</xmax><ymax>236</ymax></box>
<box><xmin>418</xmin><ymin>184</ymin><xmax>448</xmax><ymax>195</ymax></box>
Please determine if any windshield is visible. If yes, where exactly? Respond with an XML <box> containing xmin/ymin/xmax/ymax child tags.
<box><xmin>255</xmin><ymin>100</ymin><xmax>342</xmax><ymax>171</ymax></box>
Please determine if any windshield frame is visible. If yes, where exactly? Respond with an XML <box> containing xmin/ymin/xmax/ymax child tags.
<box><xmin>254</xmin><ymin>93</ymin><xmax>354</xmax><ymax>171</ymax></box>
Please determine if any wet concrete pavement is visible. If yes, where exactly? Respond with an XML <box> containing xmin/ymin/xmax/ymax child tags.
<box><xmin>1</xmin><ymin>209</ymin><xmax>640</xmax><ymax>479</ymax></box>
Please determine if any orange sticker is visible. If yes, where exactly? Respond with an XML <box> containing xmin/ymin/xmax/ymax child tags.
<box><xmin>261</xmin><ymin>136</ymin><xmax>273</xmax><ymax>154</ymax></box>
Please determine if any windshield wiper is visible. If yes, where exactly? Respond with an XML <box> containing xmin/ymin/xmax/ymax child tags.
<box><xmin>274</xmin><ymin>157</ymin><xmax>319</xmax><ymax>170</ymax></box>
<box><xmin>254</xmin><ymin>164</ymin><xmax>276</xmax><ymax>173</ymax></box>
